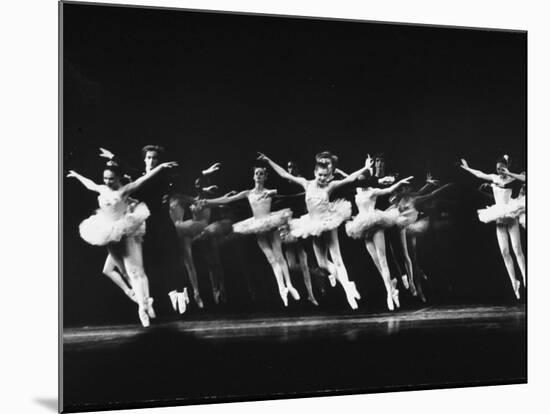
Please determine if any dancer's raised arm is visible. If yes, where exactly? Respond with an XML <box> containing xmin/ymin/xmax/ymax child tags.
<box><xmin>328</xmin><ymin>156</ymin><xmax>373</xmax><ymax>193</ymax></box>
<box><xmin>67</xmin><ymin>170</ymin><xmax>102</xmax><ymax>193</ymax></box>
<box><xmin>122</xmin><ymin>162</ymin><xmax>178</xmax><ymax>196</ymax></box>
<box><xmin>258</xmin><ymin>153</ymin><xmax>308</xmax><ymax>189</ymax></box>
<box><xmin>459</xmin><ymin>159</ymin><xmax>495</xmax><ymax>182</ymax></box>
<box><xmin>371</xmin><ymin>176</ymin><xmax>414</xmax><ymax>196</ymax></box>
<box><xmin>502</xmin><ymin>167</ymin><xmax>525</xmax><ymax>182</ymax></box>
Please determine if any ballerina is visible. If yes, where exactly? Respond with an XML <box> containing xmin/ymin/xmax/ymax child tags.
<box><xmin>502</xmin><ymin>167</ymin><xmax>526</xmax><ymax>229</ymax></box>
<box><xmin>169</xmin><ymin>168</ymin><xmax>230</xmax><ymax>308</ymax></box>
<box><xmin>345</xmin><ymin>174</ymin><xmax>413</xmax><ymax>311</ymax></box>
<box><xmin>201</xmin><ymin>164</ymin><xmax>300</xmax><ymax>306</ymax></box>
<box><xmin>67</xmin><ymin>161</ymin><xmax>178</xmax><ymax>327</ymax></box>
<box><xmin>460</xmin><ymin>156</ymin><xmax>525</xmax><ymax>298</ymax></box>
<box><xmin>259</xmin><ymin>153</ymin><xmax>372</xmax><ymax>310</ymax></box>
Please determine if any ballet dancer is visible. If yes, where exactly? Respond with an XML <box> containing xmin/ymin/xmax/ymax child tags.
<box><xmin>345</xmin><ymin>174</ymin><xmax>413</xmax><ymax>311</ymax></box>
<box><xmin>201</xmin><ymin>164</ymin><xmax>301</xmax><ymax>306</ymax></box>
<box><xmin>67</xmin><ymin>161</ymin><xmax>178</xmax><ymax>327</ymax></box>
<box><xmin>460</xmin><ymin>156</ymin><xmax>525</xmax><ymax>297</ymax></box>
<box><xmin>259</xmin><ymin>152</ymin><xmax>372</xmax><ymax>310</ymax></box>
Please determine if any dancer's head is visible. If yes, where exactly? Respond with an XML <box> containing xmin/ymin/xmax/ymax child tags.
<box><xmin>495</xmin><ymin>154</ymin><xmax>510</xmax><ymax>176</ymax></box>
<box><xmin>315</xmin><ymin>151</ymin><xmax>338</xmax><ymax>174</ymax></box>
<box><xmin>142</xmin><ymin>145</ymin><xmax>165</xmax><ymax>172</ymax></box>
<box><xmin>374</xmin><ymin>153</ymin><xmax>386</xmax><ymax>177</ymax></box>
<box><xmin>103</xmin><ymin>165</ymin><xmax>122</xmax><ymax>189</ymax></box>
<box><xmin>314</xmin><ymin>161</ymin><xmax>331</xmax><ymax>187</ymax></box>
<box><xmin>287</xmin><ymin>160</ymin><xmax>299</xmax><ymax>176</ymax></box>
<box><xmin>253</xmin><ymin>165</ymin><xmax>268</xmax><ymax>185</ymax></box>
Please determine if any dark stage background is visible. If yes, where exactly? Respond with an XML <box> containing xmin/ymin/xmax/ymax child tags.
<box><xmin>62</xmin><ymin>3</ymin><xmax>526</xmax><ymax>327</ymax></box>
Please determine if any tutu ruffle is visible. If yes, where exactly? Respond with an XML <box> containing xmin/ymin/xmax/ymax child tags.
<box><xmin>233</xmin><ymin>208</ymin><xmax>293</xmax><ymax>235</ymax></box>
<box><xmin>478</xmin><ymin>197</ymin><xmax>525</xmax><ymax>224</ymax></box>
<box><xmin>345</xmin><ymin>208</ymin><xmax>400</xmax><ymax>239</ymax></box>
<box><xmin>79</xmin><ymin>202</ymin><xmax>150</xmax><ymax>246</ymax></box>
<box><xmin>174</xmin><ymin>219</ymin><xmax>208</xmax><ymax>239</ymax></box>
<box><xmin>289</xmin><ymin>199</ymin><xmax>352</xmax><ymax>239</ymax></box>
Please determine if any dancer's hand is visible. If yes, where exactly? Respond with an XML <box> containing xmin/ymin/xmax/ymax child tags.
<box><xmin>203</xmin><ymin>185</ymin><xmax>219</xmax><ymax>193</ymax></box>
<box><xmin>365</xmin><ymin>154</ymin><xmax>373</xmax><ymax>170</ymax></box>
<box><xmin>379</xmin><ymin>176</ymin><xmax>395</xmax><ymax>185</ymax></box>
<box><xmin>264</xmin><ymin>189</ymin><xmax>278</xmax><ymax>198</ymax></box>
<box><xmin>203</xmin><ymin>162</ymin><xmax>221</xmax><ymax>175</ymax></box>
<box><xmin>479</xmin><ymin>183</ymin><xmax>491</xmax><ymax>191</ymax></box>
<box><xmin>426</xmin><ymin>172</ymin><xmax>440</xmax><ymax>185</ymax></box>
<box><xmin>459</xmin><ymin>159</ymin><xmax>469</xmax><ymax>169</ymax></box>
<box><xmin>399</xmin><ymin>176</ymin><xmax>414</xmax><ymax>185</ymax></box>
<box><xmin>66</xmin><ymin>170</ymin><xmax>78</xmax><ymax>178</ymax></box>
<box><xmin>500</xmin><ymin>166</ymin><xmax>511</xmax><ymax>176</ymax></box>
<box><xmin>223</xmin><ymin>190</ymin><xmax>237</xmax><ymax>197</ymax></box>
<box><xmin>99</xmin><ymin>148</ymin><xmax>115</xmax><ymax>160</ymax></box>
<box><xmin>257</xmin><ymin>152</ymin><xmax>269</xmax><ymax>162</ymax></box>
<box><xmin>159</xmin><ymin>161</ymin><xmax>178</xmax><ymax>169</ymax></box>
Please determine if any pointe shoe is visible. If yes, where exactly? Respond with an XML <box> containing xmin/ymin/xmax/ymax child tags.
<box><xmin>308</xmin><ymin>296</ymin><xmax>319</xmax><ymax>306</ymax></box>
<box><xmin>138</xmin><ymin>307</ymin><xmax>150</xmax><ymax>328</ymax></box>
<box><xmin>194</xmin><ymin>292</ymin><xmax>204</xmax><ymax>309</ymax></box>
<box><xmin>279</xmin><ymin>287</ymin><xmax>289</xmax><ymax>307</ymax></box>
<box><xmin>168</xmin><ymin>290</ymin><xmax>178</xmax><ymax>312</ymax></box>
<box><xmin>349</xmin><ymin>281</ymin><xmax>361</xmax><ymax>300</ymax></box>
<box><xmin>386</xmin><ymin>294</ymin><xmax>395</xmax><ymax>311</ymax></box>
<box><xmin>410</xmin><ymin>281</ymin><xmax>418</xmax><ymax>297</ymax></box>
<box><xmin>401</xmin><ymin>275</ymin><xmax>410</xmax><ymax>290</ymax></box>
<box><xmin>328</xmin><ymin>274</ymin><xmax>337</xmax><ymax>288</ymax></box>
<box><xmin>288</xmin><ymin>286</ymin><xmax>301</xmax><ymax>301</ymax></box>
<box><xmin>183</xmin><ymin>287</ymin><xmax>190</xmax><ymax>305</ymax></box>
<box><xmin>344</xmin><ymin>283</ymin><xmax>359</xmax><ymax>310</ymax></box>
<box><xmin>176</xmin><ymin>292</ymin><xmax>187</xmax><ymax>314</ymax></box>
<box><xmin>392</xmin><ymin>288</ymin><xmax>400</xmax><ymax>309</ymax></box>
<box><xmin>513</xmin><ymin>280</ymin><xmax>521</xmax><ymax>300</ymax></box>
<box><xmin>146</xmin><ymin>297</ymin><xmax>156</xmax><ymax>319</ymax></box>
<box><xmin>213</xmin><ymin>289</ymin><xmax>221</xmax><ymax>305</ymax></box>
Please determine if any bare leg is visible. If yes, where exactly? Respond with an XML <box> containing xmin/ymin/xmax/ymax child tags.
<box><xmin>121</xmin><ymin>237</ymin><xmax>152</xmax><ymax>327</ymax></box>
<box><xmin>296</xmin><ymin>245</ymin><xmax>318</xmax><ymax>305</ymax></box>
<box><xmin>312</xmin><ymin>237</ymin><xmax>336</xmax><ymax>286</ymax></box>
<box><xmin>271</xmin><ymin>232</ymin><xmax>300</xmax><ymax>301</ymax></box>
<box><xmin>400</xmin><ymin>229</ymin><xmax>416</xmax><ymax>296</ymax></box>
<box><xmin>326</xmin><ymin>229</ymin><xmax>359</xmax><ymax>309</ymax></box>
<box><xmin>103</xmin><ymin>252</ymin><xmax>136</xmax><ymax>303</ymax></box>
<box><xmin>180</xmin><ymin>238</ymin><xmax>203</xmax><ymax>308</ymax></box>
<box><xmin>496</xmin><ymin>224</ymin><xmax>521</xmax><ymax>298</ymax></box>
<box><xmin>256</xmin><ymin>234</ymin><xmax>288</xmax><ymax>306</ymax></box>
<box><xmin>373</xmin><ymin>230</ymin><xmax>399</xmax><ymax>310</ymax></box>
<box><xmin>508</xmin><ymin>220</ymin><xmax>526</xmax><ymax>286</ymax></box>
<box><xmin>365</xmin><ymin>238</ymin><xmax>383</xmax><ymax>274</ymax></box>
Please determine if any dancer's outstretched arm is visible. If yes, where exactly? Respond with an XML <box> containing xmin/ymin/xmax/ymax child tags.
<box><xmin>502</xmin><ymin>167</ymin><xmax>525</xmax><ymax>182</ymax></box>
<box><xmin>413</xmin><ymin>183</ymin><xmax>455</xmax><ymax>210</ymax></box>
<box><xmin>372</xmin><ymin>176</ymin><xmax>414</xmax><ymax>196</ymax></box>
<box><xmin>258</xmin><ymin>153</ymin><xmax>308</xmax><ymax>189</ymax></box>
<box><xmin>202</xmin><ymin>190</ymin><xmax>250</xmax><ymax>206</ymax></box>
<box><xmin>122</xmin><ymin>162</ymin><xmax>178</xmax><ymax>196</ymax></box>
<box><xmin>328</xmin><ymin>156</ymin><xmax>374</xmax><ymax>193</ymax></box>
<box><xmin>66</xmin><ymin>170</ymin><xmax>102</xmax><ymax>193</ymax></box>
<box><xmin>459</xmin><ymin>159</ymin><xmax>495</xmax><ymax>182</ymax></box>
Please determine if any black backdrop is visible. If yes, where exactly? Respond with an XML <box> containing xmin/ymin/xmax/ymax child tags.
<box><xmin>62</xmin><ymin>3</ymin><xmax>526</xmax><ymax>326</ymax></box>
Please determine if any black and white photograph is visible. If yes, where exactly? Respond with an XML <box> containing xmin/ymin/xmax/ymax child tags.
<box><xmin>60</xmin><ymin>1</ymin><xmax>527</xmax><ymax>412</ymax></box>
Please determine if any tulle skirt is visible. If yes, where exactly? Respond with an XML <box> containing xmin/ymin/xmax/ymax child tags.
<box><xmin>288</xmin><ymin>199</ymin><xmax>352</xmax><ymax>239</ymax></box>
<box><xmin>345</xmin><ymin>208</ymin><xmax>400</xmax><ymax>239</ymax></box>
<box><xmin>478</xmin><ymin>197</ymin><xmax>525</xmax><ymax>225</ymax></box>
<box><xmin>79</xmin><ymin>202</ymin><xmax>150</xmax><ymax>246</ymax></box>
<box><xmin>233</xmin><ymin>208</ymin><xmax>293</xmax><ymax>235</ymax></box>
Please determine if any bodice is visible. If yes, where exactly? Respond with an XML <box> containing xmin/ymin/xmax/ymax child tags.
<box><xmin>98</xmin><ymin>190</ymin><xmax>128</xmax><ymax>219</ymax></box>
<box><xmin>305</xmin><ymin>182</ymin><xmax>330</xmax><ymax>216</ymax></box>
<box><xmin>355</xmin><ymin>188</ymin><xmax>377</xmax><ymax>213</ymax></box>
<box><xmin>248</xmin><ymin>190</ymin><xmax>273</xmax><ymax>218</ymax></box>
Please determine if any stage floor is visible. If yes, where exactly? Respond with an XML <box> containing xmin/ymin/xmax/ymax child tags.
<box><xmin>62</xmin><ymin>304</ymin><xmax>526</xmax><ymax>412</ymax></box>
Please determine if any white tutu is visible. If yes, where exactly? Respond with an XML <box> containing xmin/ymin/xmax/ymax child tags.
<box><xmin>345</xmin><ymin>208</ymin><xmax>400</xmax><ymax>239</ymax></box>
<box><xmin>478</xmin><ymin>197</ymin><xmax>525</xmax><ymax>224</ymax></box>
<box><xmin>195</xmin><ymin>219</ymin><xmax>234</xmax><ymax>241</ymax></box>
<box><xmin>79</xmin><ymin>202</ymin><xmax>150</xmax><ymax>246</ymax></box>
<box><xmin>289</xmin><ymin>199</ymin><xmax>352</xmax><ymax>239</ymax></box>
<box><xmin>233</xmin><ymin>208</ymin><xmax>293</xmax><ymax>235</ymax></box>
